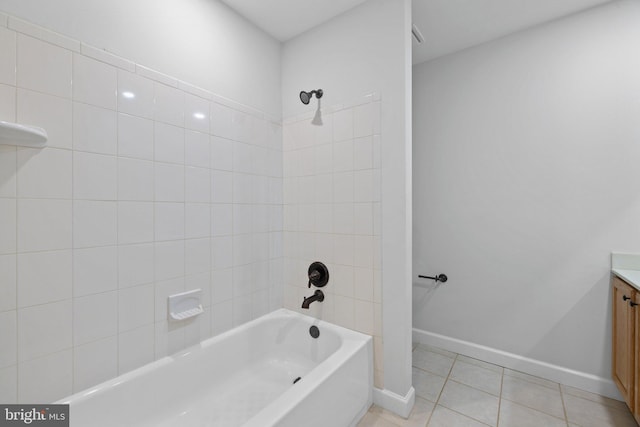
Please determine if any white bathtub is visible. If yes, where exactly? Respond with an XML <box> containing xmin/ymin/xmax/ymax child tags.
<box><xmin>57</xmin><ymin>309</ymin><xmax>373</xmax><ymax>427</ymax></box>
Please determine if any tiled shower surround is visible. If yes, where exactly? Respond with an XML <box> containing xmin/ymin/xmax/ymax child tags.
<box><xmin>282</xmin><ymin>97</ymin><xmax>383</xmax><ymax>388</ymax></box>
<box><xmin>0</xmin><ymin>16</ymin><xmax>283</xmax><ymax>403</ymax></box>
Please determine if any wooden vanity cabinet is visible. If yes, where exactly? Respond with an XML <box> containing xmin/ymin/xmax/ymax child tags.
<box><xmin>612</xmin><ymin>275</ymin><xmax>640</xmax><ymax>423</ymax></box>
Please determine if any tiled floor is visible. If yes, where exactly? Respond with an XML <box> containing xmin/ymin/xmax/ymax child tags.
<box><xmin>358</xmin><ymin>344</ymin><xmax>638</xmax><ymax>427</ymax></box>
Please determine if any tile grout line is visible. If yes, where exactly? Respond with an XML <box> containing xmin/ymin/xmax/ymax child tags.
<box><xmin>559</xmin><ymin>385</ymin><xmax>570</xmax><ymax>427</ymax></box>
<box><xmin>496</xmin><ymin>367</ymin><xmax>504</xmax><ymax>426</ymax></box>
<box><xmin>424</xmin><ymin>352</ymin><xmax>458</xmax><ymax>427</ymax></box>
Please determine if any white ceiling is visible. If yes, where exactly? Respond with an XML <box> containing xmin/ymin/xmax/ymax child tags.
<box><xmin>412</xmin><ymin>0</ymin><xmax>614</xmax><ymax>65</ymax></box>
<box><xmin>220</xmin><ymin>0</ymin><xmax>614</xmax><ymax>62</ymax></box>
<box><xmin>219</xmin><ymin>0</ymin><xmax>367</xmax><ymax>41</ymax></box>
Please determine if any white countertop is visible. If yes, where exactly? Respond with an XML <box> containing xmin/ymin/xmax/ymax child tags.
<box><xmin>612</xmin><ymin>269</ymin><xmax>640</xmax><ymax>292</ymax></box>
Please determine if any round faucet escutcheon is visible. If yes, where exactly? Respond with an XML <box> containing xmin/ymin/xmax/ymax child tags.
<box><xmin>308</xmin><ymin>262</ymin><xmax>329</xmax><ymax>288</ymax></box>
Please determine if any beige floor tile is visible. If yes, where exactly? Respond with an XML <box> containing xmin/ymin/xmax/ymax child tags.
<box><xmin>560</xmin><ymin>384</ymin><xmax>629</xmax><ymax>412</ymax></box>
<box><xmin>501</xmin><ymin>375</ymin><xmax>564</xmax><ymax>419</ymax></box>
<box><xmin>449</xmin><ymin>360</ymin><xmax>502</xmax><ymax>396</ymax></box>
<box><xmin>456</xmin><ymin>355</ymin><xmax>503</xmax><ymax>374</ymax></box>
<box><xmin>438</xmin><ymin>380</ymin><xmax>499</xmax><ymax>426</ymax></box>
<box><xmin>357</xmin><ymin>411</ymin><xmax>401</xmax><ymax>427</ymax></box>
<box><xmin>370</xmin><ymin>397</ymin><xmax>435</xmax><ymax>427</ymax></box>
<box><xmin>413</xmin><ymin>348</ymin><xmax>455</xmax><ymax>377</ymax></box>
<box><xmin>563</xmin><ymin>393</ymin><xmax>637</xmax><ymax>427</ymax></box>
<box><xmin>413</xmin><ymin>367</ymin><xmax>446</xmax><ymax>402</ymax></box>
<box><xmin>498</xmin><ymin>399</ymin><xmax>566</xmax><ymax>427</ymax></box>
<box><xmin>427</xmin><ymin>405</ymin><xmax>491</xmax><ymax>427</ymax></box>
<box><xmin>503</xmin><ymin>368</ymin><xmax>558</xmax><ymax>390</ymax></box>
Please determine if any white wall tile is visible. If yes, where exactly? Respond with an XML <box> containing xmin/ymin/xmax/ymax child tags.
<box><xmin>210</xmin><ymin>102</ymin><xmax>234</xmax><ymax>139</ymax></box>
<box><xmin>232</xmin><ymin>173</ymin><xmax>252</xmax><ymax>204</ymax></box>
<box><xmin>17</xmin><ymin>147</ymin><xmax>72</xmax><ymax>199</ymax></box>
<box><xmin>211</xmin><ymin>170</ymin><xmax>233</xmax><ymax>203</ymax></box>
<box><xmin>154</xmin><ymin>163</ymin><xmax>184</xmax><ymax>202</ymax></box>
<box><xmin>118</xmin><ymin>157</ymin><xmax>154</xmax><ymax>201</ymax></box>
<box><xmin>119</xmin><ymin>201</ymin><xmax>154</xmax><ymax>244</ymax></box>
<box><xmin>333</xmin><ymin>108</ymin><xmax>353</xmax><ymax>142</ymax></box>
<box><xmin>18</xmin><ymin>350</ymin><xmax>72</xmax><ymax>403</ymax></box>
<box><xmin>73</xmin><ymin>291</ymin><xmax>117</xmax><ymax>345</ymax></box>
<box><xmin>17</xmin><ymin>250</ymin><xmax>72</xmax><ymax>308</ymax></box>
<box><xmin>17</xmin><ymin>34</ymin><xmax>71</xmax><ymax>98</ymax></box>
<box><xmin>118</xmin><ymin>283</ymin><xmax>154</xmax><ymax>332</ymax></box>
<box><xmin>186</xmin><ymin>272</ymin><xmax>210</xmax><ymax>307</ymax></box>
<box><xmin>17</xmin><ymin>88</ymin><xmax>72</xmax><ymax>149</ymax></box>
<box><xmin>333</xmin><ymin>234</ymin><xmax>354</xmax><ymax>266</ymax></box>
<box><xmin>0</xmin><ymin>310</ymin><xmax>16</xmax><ymax>368</ymax></box>
<box><xmin>73</xmin><ymin>103</ymin><xmax>117</xmax><ymax>155</ymax></box>
<box><xmin>211</xmin><ymin>204</ymin><xmax>233</xmax><ymax>237</ymax></box>
<box><xmin>155</xmin><ymin>241</ymin><xmax>184</xmax><ymax>281</ymax></box>
<box><xmin>118</xmin><ymin>324</ymin><xmax>154</xmax><ymax>374</ymax></box>
<box><xmin>210</xmin><ymin>136</ymin><xmax>233</xmax><ymax>171</ymax></box>
<box><xmin>333</xmin><ymin>294</ymin><xmax>355</xmax><ymax>330</ymax></box>
<box><xmin>73</xmin><ymin>200</ymin><xmax>117</xmax><ymax>248</ymax></box>
<box><xmin>154</xmin><ymin>320</ymin><xmax>185</xmax><ymax>358</ymax></box>
<box><xmin>18</xmin><ymin>299</ymin><xmax>72</xmax><ymax>361</ymax></box>
<box><xmin>117</xmin><ymin>113</ymin><xmax>153</xmax><ymax>160</ymax></box>
<box><xmin>118</xmin><ymin>243</ymin><xmax>154</xmax><ymax>288</ymax></box>
<box><xmin>0</xmin><ymin>255</ymin><xmax>16</xmax><ymax>312</ymax></box>
<box><xmin>211</xmin><ymin>236</ymin><xmax>233</xmax><ymax>270</ymax></box>
<box><xmin>372</xmin><ymin>134</ymin><xmax>381</xmax><ymax>168</ymax></box>
<box><xmin>154</xmin><ymin>122</ymin><xmax>184</xmax><ymax>164</ymax></box>
<box><xmin>353</xmin><ymin>136</ymin><xmax>373</xmax><ymax>170</ymax></box>
<box><xmin>353</xmin><ymin>235</ymin><xmax>373</xmax><ymax>268</ymax></box>
<box><xmin>354</xmin><ymin>203</ymin><xmax>373</xmax><ymax>235</ymax></box>
<box><xmin>154</xmin><ymin>202</ymin><xmax>184</xmax><ymax>241</ymax></box>
<box><xmin>73</xmin><ymin>152</ymin><xmax>117</xmax><ymax>200</ymax></box>
<box><xmin>233</xmin><ymin>142</ymin><xmax>253</xmax><ymax>174</ymax></box>
<box><xmin>333</xmin><ymin>203</ymin><xmax>354</xmax><ymax>235</ymax></box>
<box><xmin>252</xmin><ymin>289</ymin><xmax>270</xmax><ymax>319</ymax></box>
<box><xmin>0</xmin><ymin>27</ymin><xmax>16</xmax><ymax>85</ymax></box>
<box><xmin>17</xmin><ymin>199</ymin><xmax>71</xmax><ymax>252</ymax></box>
<box><xmin>354</xmin><ymin>267</ymin><xmax>374</xmax><ymax>302</ymax></box>
<box><xmin>73</xmin><ymin>54</ymin><xmax>117</xmax><ymax>109</ymax></box>
<box><xmin>185</xmin><ymin>130</ymin><xmax>210</xmax><ymax>168</ymax></box>
<box><xmin>186</xmin><ymin>238</ymin><xmax>210</xmax><ymax>275</ymax></box>
<box><xmin>154</xmin><ymin>277</ymin><xmax>184</xmax><ymax>322</ymax></box>
<box><xmin>354</xmin><ymin>102</ymin><xmax>374</xmax><ymax>138</ymax></box>
<box><xmin>185</xmin><ymin>93</ymin><xmax>209</xmax><ymax>133</ymax></box>
<box><xmin>0</xmin><ymin>84</ymin><xmax>15</xmax><ymax>122</ymax></box>
<box><xmin>354</xmin><ymin>169</ymin><xmax>374</xmax><ymax>202</ymax></box>
<box><xmin>211</xmin><ymin>268</ymin><xmax>233</xmax><ymax>304</ymax></box>
<box><xmin>211</xmin><ymin>300</ymin><xmax>233</xmax><ymax>336</ymax></box>
<box><xmin>0</xmin><ymin>199</ymin><xmax>15</xmax><ymax>255</ymax></box>
<box><xmin>185</xmin><ymin>203</ymin><xmax>210</xmax><ymax>239</ymax></box>
<box><xmin>118</xmin><ymin>70</ymin><xmax>154</xmax><ymax>119</ymax></box>
<box><xmin>73</xmin><ymin>246</ymin><xmax>117</xmax><ymax>297</ymax></box>
<box><xmin>232</xmin><ymin>294</ymin><xmax>252</xmax><ymax>326</ymax></box>
<box><xmin>154</xmin><ymin>83</ymin><xmax>184</xmax><ymax>126</ymax></box>
<box><xmin>354</xmin><ymin>299</ymin><xmax>374</xmax><ymax>335</ymax></box>
<box><xmin>73</xmin><ymin>336</ymin><xmax>117</xmax><ymax>392</ymax></box>
<box><xmin>0</xmin><ymin>365</ymin><xmax>17</xmax><ymax>404</ymax></box>
<box><xmin>186</xmin><ymin>167</ymin><xmax>210</xmax><ymax>203</ymax></box>
<box><xmin>333</xmin><ymin>171</ymin><xmax>354</xmax><ymax>203</ymax></box>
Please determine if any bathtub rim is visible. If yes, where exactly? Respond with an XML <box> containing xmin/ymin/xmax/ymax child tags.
<box><xmin>56</xmin><ymin>308</ymin><xmax>372</xmax><ymax>409</ymax></box>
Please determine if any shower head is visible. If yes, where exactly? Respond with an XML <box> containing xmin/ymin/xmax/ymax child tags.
<box><xmin>300</xmin><ymin>89</ymin><xmax>323</xmax><ymax>105</ymax></box>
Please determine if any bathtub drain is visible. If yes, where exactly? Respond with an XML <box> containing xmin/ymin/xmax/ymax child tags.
<box><xmin>293</xmin><ymin>377</ymin><xmax>301</xmax><ymax>384</ymax></box>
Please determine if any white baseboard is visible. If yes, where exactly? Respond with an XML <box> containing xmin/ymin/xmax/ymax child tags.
<box><xmin>413</xmin><ymin>327</ymin><xmax>623</xmax><ymax>401</ymax></box>
<box><xmin>373</xmin><ymin>386</ymin><xmax>416</xmax><ymax>418</ymax></box>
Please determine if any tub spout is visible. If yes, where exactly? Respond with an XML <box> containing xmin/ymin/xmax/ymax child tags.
<box><xmin>301</xmin><ymin>290</ymin><xmax>324</xmax><ymax>309</ymax></box>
